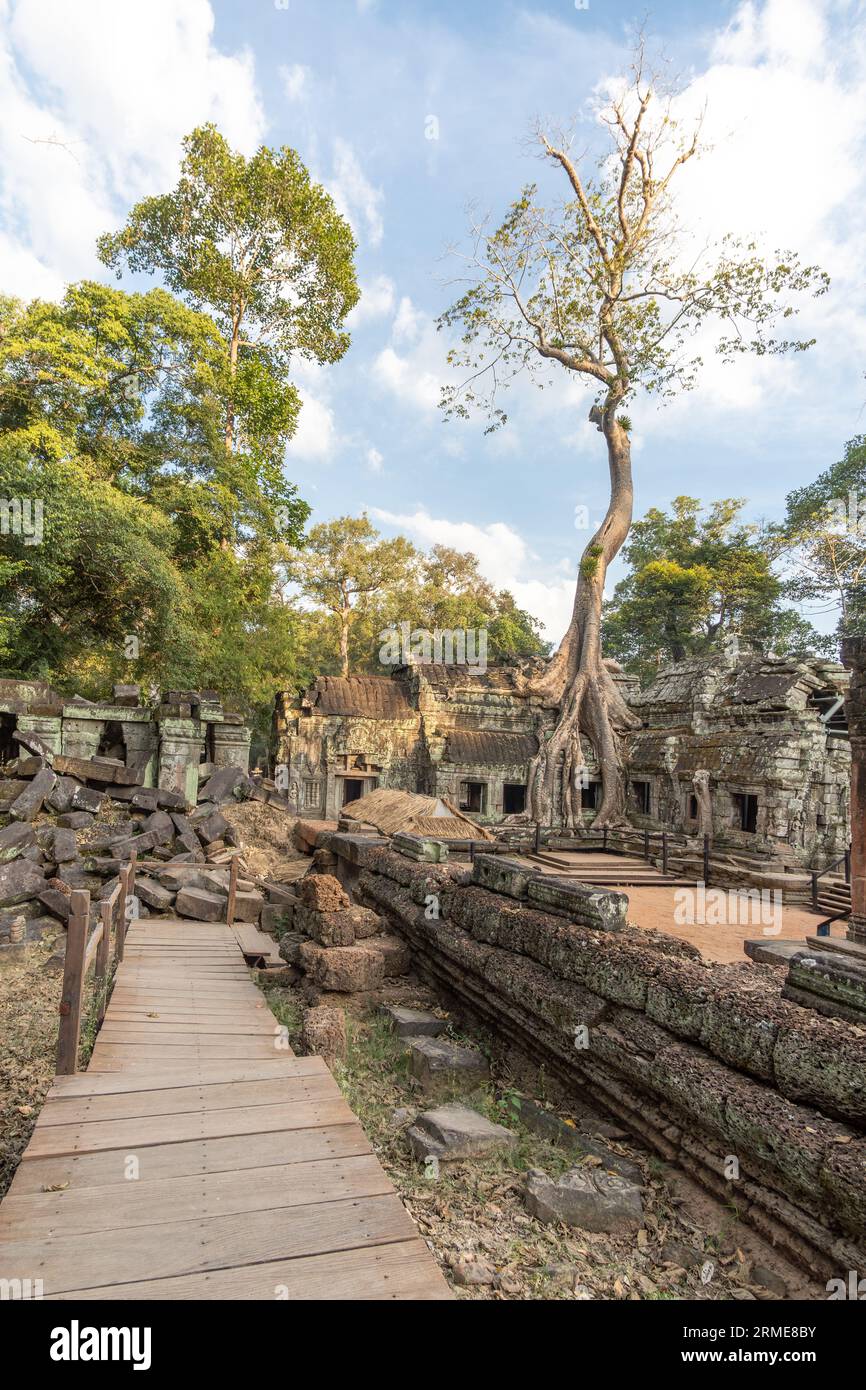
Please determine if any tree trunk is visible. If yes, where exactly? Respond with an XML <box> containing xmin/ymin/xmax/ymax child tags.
<box><xmin>339</xmin><ymin>606</ymin><xmax>351</xmax><ymax>678</ymax></box>
<box><xmin>525</xmin><ymin>405</ymin><xmax>640</xmax><ymax>830</ymax></box>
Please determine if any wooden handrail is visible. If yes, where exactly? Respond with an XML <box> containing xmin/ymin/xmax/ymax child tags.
<box><xmin>56</xmin><ymin>889</ymin><xmax>91</xmax><ymax>1076</ymax></box>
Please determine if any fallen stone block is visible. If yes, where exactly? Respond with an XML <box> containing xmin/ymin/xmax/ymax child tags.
<box><xmin>175</xmin><ymin>887</ymin><xmax>225</xmax><ymax>922</ymax></box>
<box><xmin>301</xmin><ymin>1005</ymin><xmax>347</xmax><ymax>1066</ymax></box>
<box><xmin>142</xmin><ymin>809</ymin><xmax>175</xmax><ymax>844</ymax></box>
<box><xmin>70</xmin><ymin>784</ymin><xmax>104</xmax><ymax>814</ymax></box>
<box><xmin>295</xmin><ymin>904</ymin><xmax>355</xmax><ymax>948</ymax></box>
<box><xmin>0</xmin><ymin>857</ymin><xmax>46</xmax><ymax>907</ymax></box>
<box><xmin>380</xmin><ymin>1004</ymin><xmax>445</xmax><ymax>1038</ymax></box>
<box><xmin>232</xmin><ymin>890</ymin><xmax>265</xmax><ymax>923</ymax></box>
<box><xmin>0</xmin><ymin>779</ymin><xmax>29</xmax><ymax>811</ymax></box>
<box><xmin>408</xmin><ymin>1036</ymin><xmax>490</xmax><ymax>1095</ymax></box>
<box><xmin>129</xmin><ymin>788</ymin><xmax>160</xmax><ymax>812</ymax></box>
<box><xmin>298</xmin><ymin>941</ymin><xmax>385</xmax><ymax>993</ymax></box>
<box><xmin>155</xmin><ymin>788</ymin><xmax>187</xmax><ymax>810</ymax></box>
<box><xmin>53</xmin><ymin>754</ymin><xmax>139</xmax><ymax>786</ymax></box>
<box><xmin>278</xmin><ymin>931</ymin><xmax>306</xmax><ymax>966</ymax></box>
<box><xmin>196</xmin><ymin>810</ymin><xmax>231</xmax><ymax>845</ymax></box>
<box><xmin>471</xmin><ymin>854</ymin><xmax>531</xmax><ymax>900</ymax></box>
<box><xmin>135</xmin><ymin>877</ymin><xmax>176</xmax><ymax>912</ymax></box>
<box><xmin>51</xmin><ymin>828</ymin><xmax>79</xmax><ymax>864</ymax></box>
<box><xmin>524</xmin><ymin>1166</ymin><xmax>643</xmax><ymax>1233</ymax></box>
<box><xmin>783</xmin><ymin>951</ymin><xmax>866</xmax><ymax>1025</ymax></box>
<box><xmin>0</xmin><ymin>822</ymin><xmax>36</xmax><ymax>863</ymax></box>
<box><xmin>37</xmin><ymin>886</ymin><xmax>71</xmax><ymax>922</ymax></box>
<box><xmin>261</xmin><ymin>903</ymin><xmax>293</xmax><ymax>933</ymax></box>
<box><xmin>365</xmin><ymin>933</ymin><xmax>411</xmax><ymax>977</ymax></box>
<box><xmin>526</xmin><ymin>876</ymin><xmax>628</xmax><ymax>931</ymax></box>
<box><xmin>9</xmin><ymin>767</ymin><xmax>57</xmax><ymax>821</ymax></box>
<box><xmin>110</xmin><ymin>828</ymin><xmax>163</xmax><ymax>860</ymax></box>
<box><xmin>392</xmin><ymin>832</ymin><xmax>448</xmax><ymax>863</ymax></box>
<box><xmin>175</xmin><ymin>830</ymin><xmax>205</xmax><ymax>859</ymax></box>
<box><xmin>349</xmin><ymin>906</ymin><xmax>381</xmax><ymax>939</ymax></box>
<box><xmin>265</xmin><ymin>883</ymin><xmax>298</xmax><ymax>907</ymax></box>
<box><xmin>408</xmin><ymin>1102</ymin><xmax>516</xmax><ymax>1164</ymax></box>
<box><xmin>198</xmin><ymin>766</ymin><xmax>248</xmax><ymax>804</ymax></box>
<box><xmin>299</xmin><ymin>874</ymin><xmax>350</xmax><ymax>913</ymax></box>
<box><xmin>55</xmin><ymin>811</ymin><xmax>95</xmax><ymax>830</ymax></box>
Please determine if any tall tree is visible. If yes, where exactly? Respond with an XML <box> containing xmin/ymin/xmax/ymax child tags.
<box><xmin>98</xmin><ymin>123</ymin><xmax>359</xmax><ymax>544</ymax></box>
<box><xmin>439</xmin><ymin>51</ymin><xmax>828</xmax><ymax>828</ymax></box>
<box><xmin>602</xmin><ymin>496</ymin><xmax>825</xmax><ymax>683</ymax></box>
<box><xmin>779</xmin><ymin>436</ymin><xmax>866</xmax><ymax>639</ymax></box>
<box><xmin>288</xmin><ymin>516</ymin><xmax>417</xmax><ymax>678</ymax></box>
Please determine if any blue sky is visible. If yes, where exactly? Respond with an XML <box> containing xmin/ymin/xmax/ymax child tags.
<box><xmin>2</xmin><ymin>0</ymin><xmax>865</xmax><ymax>640</ymax></box>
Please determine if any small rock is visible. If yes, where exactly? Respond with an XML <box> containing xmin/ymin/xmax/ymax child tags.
<box><xmin>379</xmin><ymin>1004</ymin><xmax>446</xmax><ymax>1038</ymax></box>
<box><xmin>301</xmin><ymin>1005</ymin><xmax>347</xmax><ymax>1066</ymax></box>
<box><xmin>175</xmin><ymin>886</ymin><xmax>225</xmax><ymax>922</ymax></box>
<box><xmin>408</xmin><ymin>1037</ymin><xmax>490</xmax><ymax>1096</ymax></box>
<box><xmin>452</xmin><ymin>1260</ymin><xmax>496</xmax><ymax>1287</ymax></box>
<box><xmin>407</xmin><ymin>1102</ymin><xmax>516</xmax><ymax>1164</ymax></box>
<box><xmin>524</xmin><ymin>1166</ymin><xmax>643</xmax><ymax>1234</ymax></box>
<box><xmin>299</xmin><ymin>873</ymin><xmax>350</xmax><ymax>913</ymax></box>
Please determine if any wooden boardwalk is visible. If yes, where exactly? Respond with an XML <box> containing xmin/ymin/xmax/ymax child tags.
<box><xmin>0</xmin><ymin>919</ymin><xmax>450</xmax><ymax>1300</ymax></box>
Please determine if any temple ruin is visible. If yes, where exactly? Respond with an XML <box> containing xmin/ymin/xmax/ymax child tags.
<box><xmin>275</xmin><ymin>649</ymin><xmax>851</xmax><ymax>873</ymax></box>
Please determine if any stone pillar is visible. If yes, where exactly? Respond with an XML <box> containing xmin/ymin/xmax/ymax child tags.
<box><xmin>16</xmin><ymin>713</ymin><xmax>62</xmax><ymax>754</ymax></box>
<box><xmin>210</xmin><ymin>716</ymin><xmax>251</xmax><ymax>771</ymax></box>
<box><xmin>157</xmin><ymin>718</ymin><xmax>204</xmax><ymax>807</ymax></box>
<box><xmin>842</xmin><ymin>637</ymin><xmax>866</xmax><ymax>944</ymax></box>
<box><xmin>60</xmin><ymin>712</ymin><xmax>104</xmax><ymax>760</ymax></box>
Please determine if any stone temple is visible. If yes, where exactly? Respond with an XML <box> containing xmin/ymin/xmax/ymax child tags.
<box><xmin>0</xmin><ymin>679</ymin><xmax>251</xmax><ymax>805</ymax></box>
<box><xmin>275</xmin><ymin>649</ymin><xmax>851</xmax><ymax>873</ymax></box>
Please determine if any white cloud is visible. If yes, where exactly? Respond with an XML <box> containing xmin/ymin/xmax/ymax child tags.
<box><xmin>372</xmin><ymin>345</ymin><xmax>441</xmax><ymax>411</ymax></box>
<box><xmin>371</xmin><ymin>506</ymin><xmax>576</xmax><ymax>643</ymax></box>
<box><xmin>279</xmin><ymin>62</ymin><xmax>310</xmax><ymax>102</ymax></box>
<box><xmin>366</xmin><ymin>446</ymin><xmax>384</xmax><ymax>474</ymax></box>
<box><xmin>286</xmin><ymin>392</ymin><xmax>339</xmax><ymax>461</ymax></box>
<box><xmin>0</xmin><ymin>0</ymin><xmax>264</xmax><ymax>299</ymax></box>
<box><xmin>327</xmin><ymin>137</ymin><xmax>384</xmax><ymax>248</ymax></box>
<box><xmin>346</xmin><ymin>273</ymin><xmax>395</xmax><ymax>327</ymax></box>
<box><xmin>370</xmin><ymin>294</ymin><xmax>452</xmax><ymax>413</ymax></box>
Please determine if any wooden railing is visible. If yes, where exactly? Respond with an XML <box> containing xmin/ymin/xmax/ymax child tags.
<box><xmin>55</xmin><ymin>853</ymin><xmax>240</xmax><ymax>1075</ymax></box>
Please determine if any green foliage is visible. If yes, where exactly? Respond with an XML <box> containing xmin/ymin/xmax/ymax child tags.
<box><xmin>777</xmin><ymin>436</ymin><xmax>866</xmax><ymax>638</ymax></box>
<box><xmin>602</xmin><ymin>496</ymin><xmax>827</xmax><ymax>683</ymax></box>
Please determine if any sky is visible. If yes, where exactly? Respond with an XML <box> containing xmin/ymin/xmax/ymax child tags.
<box><xmin>1</xmin><ymin>0</ymin><xmax>865</xmax><ymax>644</ymax></box>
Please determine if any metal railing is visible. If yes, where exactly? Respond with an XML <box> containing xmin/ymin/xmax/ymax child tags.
<box><xmin>809</xmin><ymin>847</ymin><xmax>852</xmax><ymax>913</ymax></box>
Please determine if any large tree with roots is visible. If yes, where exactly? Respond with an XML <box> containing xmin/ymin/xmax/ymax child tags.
<box><xmin>438</xmin><ymin>53</ymin><xmax>829</xmax><ymax>830</ymax></box>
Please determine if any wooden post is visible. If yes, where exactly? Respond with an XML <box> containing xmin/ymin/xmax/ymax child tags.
<box><xmin>643</xmin><ymin>829</ymin><xmax>650</xmax><ymax>861</ymax></box>
<box><xmin>95</xmin><ymin>900</ymin><xmax>112</xmax><ymax>1025</ymax></box>
<box><xmin>115</xmin><ymin>863</ymin><xmax>130</xmax><ymax>964</ymax></box>
<box><xmin>226</xmin><ymin>854</ymin><xmax>239</xmax><ymax>927</ymax></box>
<box><xmin>57</xmin><ymin>890</ymin><xmax>90</xmax><ymax>1075</ymax></box>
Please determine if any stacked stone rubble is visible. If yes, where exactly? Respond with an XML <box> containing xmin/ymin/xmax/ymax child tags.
<box><xmin>280</xmin><ymin>872</ymin><xmax>409</xmax><ymax>996</ymax></box>
<box><xmin>322</xmin><ymin>833</ymin><xmax>866</xmax><ymax>1281</ymax></box>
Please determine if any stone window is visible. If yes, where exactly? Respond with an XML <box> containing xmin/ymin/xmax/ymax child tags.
<box><xmin>303</xmin><ymin>779</ymin><xmax>322</xmax><ymax>809</ymax></box>
<box><xmin>685</xmin><ymin>793</ymin><xmax>699</xmax><ymax>822</ymax></box>
<box><xmin>503</xmin><ymin>783</ymin><xmax>527</xmax><ymax>814</ymax></box>
<box><xmin>459</xmin><ymin>780</ymin><xmax>487</xmax><ymax>813</ymax></box>
<box><xmin>733</xmin><ymin>792</ymin><xmax>759</xmax><ymax>833</ymax></box>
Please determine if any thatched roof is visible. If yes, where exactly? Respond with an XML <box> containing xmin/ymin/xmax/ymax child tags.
<box><xmin>341</xmin><ymin>787</ymin><xmax>494</xmax><ymax>840</ymax></box>
<box><xmin>302</xmin><ymin>675</ymin><xmax>413</xmax><ymax>719</ymax></box>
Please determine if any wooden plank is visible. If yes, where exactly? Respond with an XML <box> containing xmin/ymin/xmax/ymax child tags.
<box><xmin>24</xmin><ymin>1097</ymin><xmax>354</xmax><ymax>1157</ymax></box>
<box><xmin>36</xmin><ymin>1074</ymin><xmax>340</xmax><ymax>1126</ymax></box>
<box><xmin>98</xmin><ymin>1020</ymin><xmax>280</xmax><ymax>1038</ymax></box>
<box><xmin>88</xmin><ymin>1041</ymin><xmax>285</xmax><ymax>1065</ymax></box>
<box><xmin>44</xmin><ymin>1238</ymin><xmax>451</xmax><ymax>1301</ymax></box>
<box><xmin>0</xmin><ymin>1193</ymin><xmax>420</xmax><ymax>1294</ymax></box>
<box><xmin>48</xmin><ymin>1057</ymin><xmax>326</xmax><ymax>1097</ymax></box>
<box><xmin>9</xmin><ymin>1123</ymin><xmax>371</xmax><ymax>1194</ymax></box>
<box><xmin>0</xmin><ymin>1154</ymin><xmax>392</xmax><ymax>1239</ymax></box>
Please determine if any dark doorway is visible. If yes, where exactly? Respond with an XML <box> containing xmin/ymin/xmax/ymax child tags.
<box><xmin>0</xmin><ymin>713</ymin><xmax>17</xmax><ymax>763</ymax></box>
<box><xmin>631</xmin><ymin>780</ymin><xmax>651</xmax><ymax>814</ymax></box>
<box><xmin>97</xmin><ymin>720</ymin><xmax>127</xmax><ymax>764</ymax></box>
<box><xmin>459</xmin><ymin>781</ymin><xmax>486</xmax><ymax>813</ymax></box>
<box><xmin>581</xmin><ymin>780</ymin><xmax>601</xmax><ymax>811</ymax></box>
<box><xmin>733</xmin><ymin>793</ymin><xmax>759</xmax><ymax>833</ymax></box>
<box><xmin>343</xmin><ymin>778</ymin><xmax>365</xmax><ymax>806</ymax></box>
<box><xmin>503</xmin><ymin>783</ymin><xmax>527</xmax><ymax>814</ymax></box>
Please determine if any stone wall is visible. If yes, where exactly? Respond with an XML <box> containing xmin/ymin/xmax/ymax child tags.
<box><xmin>327</xmin><ymin>833</ymin><xmax>866</xmax><ymax>1279</ymax></box>
<box><xmin>843</xmin><ymin>636</ymin><xmax>866</xmax><ymax>944</ymax></box>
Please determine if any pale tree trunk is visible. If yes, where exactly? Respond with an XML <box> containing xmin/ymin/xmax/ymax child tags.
<box><xmin>339</xmin><ymin>600</ymin><xmax>351</xmax><ymax>678</ymax></box>
<box><xmin>526</xmin><ymin>404</ymin><xmax>640</xmax><ymax>830</ymax></box>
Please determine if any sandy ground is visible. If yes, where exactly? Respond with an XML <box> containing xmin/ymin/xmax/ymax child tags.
<box><xmin>621</xmin><ymin>886</ymin><xmax>845</xmax><ymax>964</ymax></box>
